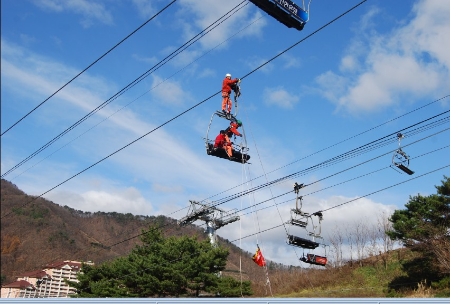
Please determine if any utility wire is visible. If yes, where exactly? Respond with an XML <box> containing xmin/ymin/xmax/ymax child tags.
<box><xmin>0</xmin><ymin>0</ymin><xmax>178</xmax><ymax>137</ymax></box>
<box><xmin>1</xmin><ymin>0</ymin><xmax>249</xmax><ymax>179</ymax></box>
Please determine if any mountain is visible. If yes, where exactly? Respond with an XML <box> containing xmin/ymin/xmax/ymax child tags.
<box><xmin>0</xmin><ymin>179</ymin><xmax>278</xmax><ymax>291</ymax></box>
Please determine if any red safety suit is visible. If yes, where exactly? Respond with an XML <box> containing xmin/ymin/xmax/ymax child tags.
<box><xmin>222</xmin><ymin>77</ymin><xmax>239</xmax><ymax>113</ymax></box>
<box><xmin>226</xmin><ymin>122</ymin><xmax>241</xmax><ymax>137</ymax></box>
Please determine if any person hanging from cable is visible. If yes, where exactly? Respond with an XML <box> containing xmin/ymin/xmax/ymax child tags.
<box><xmin>222</xmin><ymin>73</ymin><xmax>240</xmax><ymax>116</ymax></box>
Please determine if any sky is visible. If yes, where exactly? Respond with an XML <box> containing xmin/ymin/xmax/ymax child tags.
<box><xmin>1</xmin><ymin>0</ymin><xmax>450</xmax><ymax>266</ymax></box>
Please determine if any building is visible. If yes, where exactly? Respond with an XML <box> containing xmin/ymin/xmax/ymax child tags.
<box><xmin>1</xmin><ymin>260</ymin><xmax>92</xmax><ymax>298</ymax></box>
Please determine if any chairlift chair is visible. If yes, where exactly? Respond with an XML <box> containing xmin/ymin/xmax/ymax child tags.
<box><xmin>300</xmin><ymin>253</ymin><xmax>327</xmax><ymax>266</ymax></box>
<box><xmin>391</xmin><ymin>133</ymin><xmax>414</xmax><ymax>175</ymax></box>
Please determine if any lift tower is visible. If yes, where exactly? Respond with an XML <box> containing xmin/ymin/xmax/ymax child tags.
<box><xmin>178</xmin><ymin>200</ymin><xmax>240</xmax><ymax>247</ymax></box>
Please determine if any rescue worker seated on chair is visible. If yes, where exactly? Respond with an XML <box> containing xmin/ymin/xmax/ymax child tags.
<box><xmin>226</xmin><ymin>120</ymin><xmax>243</xmax><ymax>138</ymax></box>
<box><xmin>214</xmin><ymin>129</ymin><xmax>233</xmax><ymax>158</ymax></box>
<box><xmin>222</xmin><ymin>73</ymin><xmax>240</xmax><ymax>115</ymax></box>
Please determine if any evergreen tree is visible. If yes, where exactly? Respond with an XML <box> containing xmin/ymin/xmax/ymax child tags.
<box><xmin>69</xmin><ymin>226</ymin><xmax>252</xmax><ymax>297</ymax></box>
<box><xmin>387</xmin><ymin>176</ymin><xmax>450</xmax><ymax>289</ymax></box>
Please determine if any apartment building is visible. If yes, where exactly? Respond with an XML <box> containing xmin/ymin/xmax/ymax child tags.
<box><xmin>1</xmin><ymin>260</ymin><xmax>92</xmax><ymax>298</ymax></box>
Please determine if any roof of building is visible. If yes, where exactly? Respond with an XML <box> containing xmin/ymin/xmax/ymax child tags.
<box><xmin>2</xmin><ymin>280</ymin><xmax>32</xmax><ymax>289</ymax></box>
<box><xmin>16</xmin><ymin>269</ymin><xmax>47</xmax><ymax>279</ymax></box>
<box><xmin>44</xmin><ymin>260</ymin><xmax>83</xmax><ymax>271</ymax></box>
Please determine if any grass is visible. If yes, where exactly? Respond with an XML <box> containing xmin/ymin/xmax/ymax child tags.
<box><xmin>264</xmin><ymin>249</ymin><xmax>446</xmax><ymax>298</ymax></box>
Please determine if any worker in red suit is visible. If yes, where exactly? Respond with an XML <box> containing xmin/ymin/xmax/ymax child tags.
<box><xmin>225</xmin><ymin>120</ymin><xmax>243</xmax><ymax>138</ymax></box>
<box><xmin>222</xmin><ymin>73</ymin><xmax>240</xmax><ymax>114</ymax></box>
<box><xmin>214</xmin><ymin>130</ymin><xmax>233</xmax><ymax>157</ymax></box>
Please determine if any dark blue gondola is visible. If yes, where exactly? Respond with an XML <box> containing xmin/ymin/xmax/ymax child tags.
<box><xmin>248</xmin><ymin>0</ymin><xmax>310</xmax><ymax>31</ymax></box>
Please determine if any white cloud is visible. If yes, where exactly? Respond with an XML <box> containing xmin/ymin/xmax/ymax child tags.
<box><xmin>315</xmin><ymin>0</ymin><xmax>450</xmax><ymax>114</ymax></box>
<box><xmin>217</xmin><ymin>194</ymin><xmax>397</xmax><ymax>264</ymax></box>
<box><xmin>263</xmin><ymin>86</ymin><xmax>300</xmax><ymax>109</ymax></box>
<box><xmin>176</xmin><ymin>0</ymin><xmax>266</xmax><ymax>50</ymax></box>
<box><xmin>132</xmin><ymin>54</ymin><xmax>159</xmax><ymax>65</ymax></box>
<box><xmin>245</xmin><ymin>56</ymin><xmax>274</xmax><ymax>74</ymax></box>
<box><xmin>150</xmin><ymin>74</ymin><xmax>191</xmax><ymax>106</ymax></box>
<box><xmin>32</xmin><ymin>0</ymin><xmax>114</xmax><ymax>28</ymax></box>
<box><xmin>132</xmin><ymin>0</ymin><xmax>157</xmax><ymax>19</ymax></box>
<box><xmin>47</xmin><ymin>187</ymin><xmax>152</xmax><ymax>214</ymax></box>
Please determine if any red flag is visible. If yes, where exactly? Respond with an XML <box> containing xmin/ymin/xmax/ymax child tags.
<box><xmin>252</xmin><ymin>247</ymin><xmax>266</xmax><ymax>267</ymax></box>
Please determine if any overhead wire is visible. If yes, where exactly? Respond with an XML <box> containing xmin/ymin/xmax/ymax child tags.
<box><xmin>1</xmin><ymin>0</ymin><xmax>250</xmax><ymax>179</ymax></box>
<box><xmin>0</xmin><ymin>0</ymin><xmax>178</xmax><ymax>137</ymax></box>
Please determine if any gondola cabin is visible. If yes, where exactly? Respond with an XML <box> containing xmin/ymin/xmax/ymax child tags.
<box><xmin>248</xmin><ymin>0</ymin><xmax>310</xmax><ymax>31</ymax></box>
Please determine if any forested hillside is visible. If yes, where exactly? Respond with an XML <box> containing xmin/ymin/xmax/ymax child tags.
<box><xmin>0</xmin><ymin>179</ymin><xmax>280</xmax><ymax>290</ymax></box>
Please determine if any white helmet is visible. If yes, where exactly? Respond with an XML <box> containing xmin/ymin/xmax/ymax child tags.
<box><xmin>225</xmin><ymin>73</ymin><xmax>231</xmax><ymax>78</ymax></box>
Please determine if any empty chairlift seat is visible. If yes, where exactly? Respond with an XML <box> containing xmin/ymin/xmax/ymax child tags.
<box><xmin>287</xmin><ymin>234</ymin><xmax>319</xmax><ymax>249</ymax></box>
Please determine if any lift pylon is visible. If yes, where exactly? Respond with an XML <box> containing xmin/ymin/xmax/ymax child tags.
<box><xmin>178</xmin><ymin>200</ymin><xmax>240</xmax><ymax>247</ymax></box>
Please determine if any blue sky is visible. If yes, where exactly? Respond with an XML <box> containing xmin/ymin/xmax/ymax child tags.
<box><xmin>1</xmin><ymin>0</ymin><xmax>449</xmax><ymax>264</ymax></box>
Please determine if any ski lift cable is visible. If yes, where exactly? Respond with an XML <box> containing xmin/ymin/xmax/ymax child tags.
<box><xmin>1</xmin><ymin>0</ymin><xmax>250</xmax><ymax>179</ymax></box>
<box><xmin>0</xmin><ymin>0</ymin><xmax>179</xmax><ymax>137</ymax></box>
<box><xmin>208</xmin><ymin>111</ymin><xmax>450</xmax><ymax>206</ymax></box>
<box><xmin>161</xmin><ymin>114</ymin><xmax>450</xmax><ymax>230</ymax></box>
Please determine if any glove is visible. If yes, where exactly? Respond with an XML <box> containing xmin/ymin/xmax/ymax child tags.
<box><xmin>239</xmin><ymin>134</ymin><xmax>243</xmax><ymax>137</ymax></box>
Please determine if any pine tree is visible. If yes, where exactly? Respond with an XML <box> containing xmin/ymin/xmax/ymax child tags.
<box><xmin>387</xmin><ymin>176</ymin><xmax>450</xmax><ymax>288</ymax></box>
<box><xmin>68</xmin><ymin>225</ymin><xmax>252</xmax><ymax>297</ymax></box>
